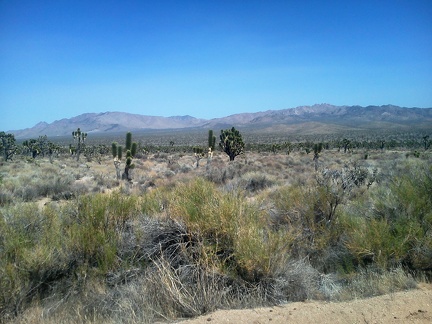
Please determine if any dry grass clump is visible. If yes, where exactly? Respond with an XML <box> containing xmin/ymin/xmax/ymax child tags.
<box><xmin>336</xmin><ymin>265</ymin><xmax>418</xmax><ymax>300</ymax></box>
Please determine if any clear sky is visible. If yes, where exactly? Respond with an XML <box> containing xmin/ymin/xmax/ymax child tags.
<box><xmin>1</xmin><ymin>0</ymin><xmax>431</xmax><ymax>131</ymax></box>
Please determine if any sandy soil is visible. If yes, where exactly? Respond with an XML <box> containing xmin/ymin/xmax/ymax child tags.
<box><xmin>180</xmin><ymin>283</ymin><xmax>432</xmax><ymax>324</ymax></box>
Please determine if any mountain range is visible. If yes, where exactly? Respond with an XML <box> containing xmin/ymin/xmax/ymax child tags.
<box><xmin>10</xmin><ymin>104</ymin><xmax>432</xmax><ymax>139</ymax></box>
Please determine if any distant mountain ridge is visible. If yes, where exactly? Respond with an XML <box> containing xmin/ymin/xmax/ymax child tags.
<box><xmin>10</xmin><ymin>104</ymin><xmax>432</xmax><ymax>138</ymax></box>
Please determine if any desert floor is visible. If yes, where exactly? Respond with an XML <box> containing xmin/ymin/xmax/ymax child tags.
<box><xmin>180</xmin><ymin>283</ymin><xmax>431</xmax><ymax>324</ymax></box>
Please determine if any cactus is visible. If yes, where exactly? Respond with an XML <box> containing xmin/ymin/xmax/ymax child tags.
<box><xmin>71</xmin><ymin>128</ymin><xmax>87</xmax><ymax>161</ymax></box>
<box><xmin>219</xmin><ymin>127</ymin><xmax>244</xmax><ymax>161</ymax></box>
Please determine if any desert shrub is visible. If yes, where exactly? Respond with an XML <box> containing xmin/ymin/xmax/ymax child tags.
<box><xmin>343</xmin><ymin>216</ymin><xmax>409</xmax><ymax>268</ymax></box>
<box><xmin>4</xmin><ymin>171</ymin><xmax>75</xmax><ymax>202</ymax></box>
<box><xmin>93</xmin><ymin>172</ymin><xmax>118</xmax><ymax>189</ymax></box>
<box><xmin>0</xmin><ymin>188</ymin><xmax>13</xmax><ymax>206</ymax></box>
<box><xmin>271</xmin><ymin>258</ymin><xmax>322</xmax><ymax>301</ymax></box>
<box><xmin>139</xmin><ymin>187</ymin><xmax>168</xmax><ymax>215</ymax></box>
<box><xmin>205</xmin><ymin>163</ymin><xmax>236</xmax><ymax>184</ymax></box>
<box><xmin>153</xmin><ymin>152</ymin><xmax>169</xmax><ymax>162</ymax></box>
<box><xmin>267</xmin><ymin>183</ymin><xmax>347</xmax><ymax>272</ymax></box>
<box><xmin>336</xmin><ymin>265</ymin><xmax>417</xmax><ymax>300</ymax></box>
<box><xmin>0</xmin><ymin>203</ymin><xmax>74</xmax><ymax>319</ymax></box>
<box><xmin>107</xmin><ymin>214</ymin><xmax>281</xmax><ymax>321</ymax></box>
<box><xmin>238</xmin><ymin>172</ymin><xmax>276</xmax><ymax>193</ymax></box>
<box><xmin>0</xmin><ymin>192</ymin><xmax>144</xmax><ymax>320</ymax></box>
<box><xmin>343</xmin><ymin>160</ymin><xmax>432</xmax><ymax>270</ymax></box>
<box><xmin>168</xmin><ymin>178</ymin><xmax>289</xmax><ymax>281</ymax></box>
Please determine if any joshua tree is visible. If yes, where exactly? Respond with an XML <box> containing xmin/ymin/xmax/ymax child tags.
<box><xmin>72</xmin><ymin>128</ymin><xmax>87</xmax><ymax>161</ymax></box>
<box><xmin>342</xmin><ymin>138</ymin><xmax>351</xmax><ymax>153</ymax></box>
<box><xmin>193</xmin><ymin>146</ymin><xmax>205</xmax><ymax>168</ymax></box>
<box><xmin>207</xmin><ymin>129</ymin><xmax>216</xmax><ymax>161</ymax></box>
<box><xmin>0</xmin><ymin>131</ymin><xmax>17</xmax><ymax>161</ymax></box>
<box><xmin>423</xmin><ymin>135</ymin><xmax>430</xmax><ymax>151</ymax></box>
<box><xmin>271</xmin><ymin>143</ymin><xmax>281</xmax><ymax>154</ymax></box>
<box><xmin>313</xmin><ymin>143</ymin><xmax>323</xmax><ymax>171</ymax></box>
<box><xmin>22</xmin><ymin>138</ymin><xmax>41</xmax><ymax>159</ymax></box>
<box><xmin>22</xmin><ymin>135</ymin><xmax>55</xmax><ymax>159</ymax></box>
<box><xmin>84</xmin><ymin>144</ymin><xmax>109</xmax><ymax>164</ymax></box>
<box><xmin>219</xmin><ymin>127</ymin><xmax>244</xmax><ymax>161</ymax></box>
<box><xmin>112</xmin><ymin>132</ymin><xmax>137</xmax><ymax>181</ymax></box>
<box><xmin>111</xmin><ymin>142</ymin><xmax>123</xmax><ymax>180</ymax></box>
<box><xmin>283</xmin><ymin>141</ymin><xmax>293</xmax><ymax>155</ymax></box>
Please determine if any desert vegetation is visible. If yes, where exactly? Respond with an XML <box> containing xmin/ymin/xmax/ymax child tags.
<box><xmin>0</xmin><ymin>128</ymin><xmax>431</xmax><ymax>323</ymax></box>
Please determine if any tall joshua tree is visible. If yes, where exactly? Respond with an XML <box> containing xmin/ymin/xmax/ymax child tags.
<box><xmin>193</xmin><ymin>147</ymin><xmax>205</xmax><ymax>168</ymax></box>
<box><xmin>342</xmin><ymin>138</ymin><xmax>350</xmax><ymax>153</ymax></box>
<box><xmin>207</xmin><ymin>129</ymin><xmax>216</xmax><ymax>161</ymax></box>
<box><xmin>219</xmin><ymin>127</ymin><xmax>244</xmax><ymax>161</ymax></box>
<box><xmin>423</xmin><ymin>135</ymin><xmax>430</xmax><ymax>151</ymax></box>
<box><xmin>111</xmin><ymin>142</ymin><xmax>123</xmax><ymax>180</ymax></box>
<box><xmin>112</xmin><ymin>132</ymin><xmax>137</xmax><ymax>181</ymax></box>
<box><xmin>313</xmin><ymin>142</ymin><xmax>323</xmax><ymax>171</ymax></box>
<box><xmin>72</xmin><ymin>128</ymin><xmax>87</xmax><ymax>161</ymax></box>
<box><xmin>124</xmin><ymin>132</ymin><xmax>137</xmax><ymax>180</ymax></box>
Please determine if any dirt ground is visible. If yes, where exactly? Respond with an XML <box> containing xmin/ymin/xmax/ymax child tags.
<box><xmin>180</xmin><ymin>283</ymin><xmax>432</xmax><ymax>324</ymax></box>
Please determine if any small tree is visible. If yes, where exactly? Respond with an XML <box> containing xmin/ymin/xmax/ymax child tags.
<box><xmin>72</xmin><ymin>128</ymin><xmax>87</xmax><ymax>161</ymax></box>
<box><xmin>219</xmin><ymin>127</ymin><xmax>244</xmax><ymax>161</ymax></box>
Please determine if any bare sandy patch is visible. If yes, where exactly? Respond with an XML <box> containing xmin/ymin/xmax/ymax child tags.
<box><xmin>181</xmin><ymin>284</ymin><xmax>432</xmax><ymax>324</ymax></box>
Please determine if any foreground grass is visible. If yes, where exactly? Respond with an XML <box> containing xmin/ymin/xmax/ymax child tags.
<box><xmin>0</xmin><ymin>151</ymin><xmax>431</xmax><ymax>323</ymax></box>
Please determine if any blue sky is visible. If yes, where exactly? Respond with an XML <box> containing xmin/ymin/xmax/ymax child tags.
<box><xmin>1</xmin><ymin>0</ymin><xmax>431</xmax><ymax>131</ymax></box>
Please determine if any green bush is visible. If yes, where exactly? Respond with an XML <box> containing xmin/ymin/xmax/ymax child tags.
<box><xmin>168</xmin><ymin>178</ymin><xmax>288</xmax><ymax>280</ymax></box>
<box><xmin>0</xmin><ymin>203</ymin><xmax>71</xmax><ymax>318</ymax></box>
<box><xmin>0</xmin><ymin>192</ymin><xmax>143</xmax><ymax>319</ymax></box>
<box><xmin>343</xmin><ymin>160</ymin><xmax>432</xmax><ymax>270</ymax></box>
